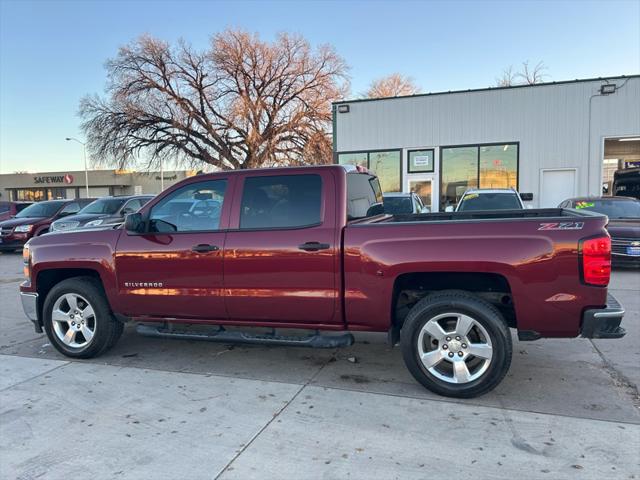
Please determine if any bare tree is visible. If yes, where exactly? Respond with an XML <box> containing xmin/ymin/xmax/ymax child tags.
<box><xmin>80</xmin><ymin>29</ymin><xmax>349</xmax><ymax>170</ymax></box>
<box><xmin>365</xmin><ymin>73</ymin><xmax>420</xmax><ymax>98</ymax></box>
<box><xmin>517</xmin><ymin>60</ymin><xmax>549</xmax><ymax>85</ymax></box>
<box><xmin>496</xmin><ymin>65</ymin><xmax>517</xmax><ymax>87</ymax></box>
<box><xmin>496</xmin><ymin>61</ymin><xmax>549</xmax><ymax>87</ymax></box>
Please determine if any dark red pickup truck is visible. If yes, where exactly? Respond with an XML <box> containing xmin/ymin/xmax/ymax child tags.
<box><xmin>19</xmin><ymin>165</ymin><xmax>625</xmax><ymax>397</ymax></box>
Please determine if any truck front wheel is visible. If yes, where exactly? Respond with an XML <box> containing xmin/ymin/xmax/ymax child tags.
<box><xmin>400</xmin><ymin>290</ymin><xmax>512</xmax><ymax>398</ymax></box>
<box><xmin>43</xmin><ymin>277</ymin><xmax>123</xmax><ymax>359</ymax></box>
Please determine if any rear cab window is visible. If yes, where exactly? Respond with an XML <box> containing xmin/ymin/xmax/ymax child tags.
<box><xmin>347</xmin><ymin>173</ymin><xmax>383</xmax><ymax>220</ymax></box>
<box><xmin>239</xmin><ymin>174</ymin><xmax>322</xmax><ymax>229</ymax></box>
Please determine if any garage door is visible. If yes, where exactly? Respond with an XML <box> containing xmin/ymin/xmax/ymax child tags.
<box><xmin>540</xmin><ymin>169</ymin><xmax>577</xmax><ymax>208</ymax></box>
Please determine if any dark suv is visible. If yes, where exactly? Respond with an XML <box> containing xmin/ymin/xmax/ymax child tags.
<box><xmin>50</xmin><ymin>195</ymin><xmax>154</xmax><ymax>232</ymax></box>
<box><xmin>0</xmin><ymin>198</ymin><xmax>94</xmax><ymax>252</ymax></box>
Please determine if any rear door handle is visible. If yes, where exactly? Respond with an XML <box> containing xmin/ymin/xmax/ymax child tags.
<box><xmin>191</xmin><ymin>244</ymin><xmax>220</xmax><ymax>253</ymax></box>
<box><xmin>298</xmin><ymin>242</ymin><xmax>331</xmax><ymax>252</ymax></box>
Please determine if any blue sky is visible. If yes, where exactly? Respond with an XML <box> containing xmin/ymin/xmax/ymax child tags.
<box><xmin>1</xmin><ymin>0</ymin><xmax>638</xmax><ymax>173</ymax></box>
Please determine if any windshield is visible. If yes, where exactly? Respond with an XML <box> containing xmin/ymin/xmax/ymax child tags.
<box><xmin>80</xmin><ymin>198</ymin><xmax>127</xmax><ymax>215</ymax></box>
<box><xmin>574</xmin><ymin>199</ymin><xmax>640</xmax><ymax>219</ymax></box>
<box><xmin>383</xmin><ymin>197</ymin><xmax>413</xmax><ymax>215</ymax></box>
<box><xmin>15</xmin><ymin>202</ymin><xmax>63</xmax><ymax>218</ymax></box>
<box><xmin>458</xmin><ymin>193</ymin><xmax>521</xmax><ymax>211</ymax></box>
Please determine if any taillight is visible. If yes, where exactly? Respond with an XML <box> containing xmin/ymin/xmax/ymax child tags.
<box><xmin>580</xmin><ymin>236</ymin><xmax>611</xmax><ymax>286</ymax></box>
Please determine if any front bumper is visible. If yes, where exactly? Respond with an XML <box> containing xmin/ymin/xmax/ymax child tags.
<box><xmin>20</xmin><ymin>291</ymin><xmax>42</xmax><ymax>333</ymax></box>
<box><xmin>581</xmin><ymin>293</ymin><xmax>625</xmax><ymax>339</ymax></box>
<box><xmin>0</xmin><ymin>233</ymin><xmax>29</xmax><ymax>251</ymax></box>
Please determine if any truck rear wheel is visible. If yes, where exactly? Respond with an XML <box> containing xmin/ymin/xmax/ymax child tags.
<box><xmin>43</xmin><ymin>277</ymin><xmax>122</xmax><ymax>359</ymax></box>
<box><xmin>400</xmin><ymin>290</ymin><xmax>512</xmax><ymax>398</ymax></box>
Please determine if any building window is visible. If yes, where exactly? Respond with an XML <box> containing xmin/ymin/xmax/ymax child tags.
<box><xmin>338</xmin><ymin>150</ymin><xmax>401</xmax><ymax>192</ymax></box>
<box><xmin>407</xmin><ymin>149</ymin><xmax>434</xmax><ymax>173</ymax></box>
<box><xmin>337</xmin><ymin>152</ymin><xmax>367</xmax><ymax>168</ymax></box>
<box><xmin>479</xmin><ymin>144</ymin><xmax>518</xmax><ymax>189</ymax></box>
<box><xmin>440</xmin><ymin>143</ymin><xmax>518</xmax><ymax>210</ymax></box>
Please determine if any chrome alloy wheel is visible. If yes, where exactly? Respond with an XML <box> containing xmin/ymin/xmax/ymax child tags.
<box><xmin>51</xmin><ymin>293</ymin><xmax>96</xmax><ymax>349</ymax></box>
<box><xmin>417</xmin><ymin>312</ymin><xmax>493</xmax><ymax>384</ymax></box>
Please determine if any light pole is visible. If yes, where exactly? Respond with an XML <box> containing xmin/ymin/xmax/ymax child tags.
<box><xmin>65</xmin><ymin>137</ymin><xmax>89</xmax><ymax>198</ymax></box>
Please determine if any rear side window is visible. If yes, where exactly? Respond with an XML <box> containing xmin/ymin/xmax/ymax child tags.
<box><xmin>347</xmin><ymin>174</ymin><xmax>383</xmax><ymax>220</ymax></box>
<box><xmin>240</xmin><ymin>175</ymin><xmax>322</xmax><ymax>229</ymax></box>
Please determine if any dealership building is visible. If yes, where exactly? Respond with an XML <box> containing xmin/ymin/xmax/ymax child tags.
<box><xmin>0</xmin><ymin>169</ymin><xmax>196</xmax><ymax>202</ymax></box>
<box><xmin>332</xmin><ymin>75</ymin><xmax>640</xmax><ymax>211</ymax></box>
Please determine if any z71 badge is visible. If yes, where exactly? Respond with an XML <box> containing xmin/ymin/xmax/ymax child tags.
<box><xmin>538</xmin><ymin>222</ymin><xmax>584</xmax><ymax>231</ymax></box>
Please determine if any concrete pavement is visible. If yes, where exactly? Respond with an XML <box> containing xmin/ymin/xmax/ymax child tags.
<box><xmin>1</xmin><ymin>251</ymin><xmax>638</xmax><ymax>479</ymax></box>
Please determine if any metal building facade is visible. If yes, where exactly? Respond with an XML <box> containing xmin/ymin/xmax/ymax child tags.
<box><xmin>333</xmin><ymin>76</ymin><xmax>640</xmax><ymax>210</ymax></box>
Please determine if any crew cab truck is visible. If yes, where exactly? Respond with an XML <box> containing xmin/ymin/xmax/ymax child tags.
<box><xmin>19</xmin><ymin>165</ymin><xmax>625</xmax><ymax>398</ymax></box>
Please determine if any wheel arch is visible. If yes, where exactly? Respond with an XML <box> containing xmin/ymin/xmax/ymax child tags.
<box><xmin>391</xmin><ymin>271</ymin><xmax>517</xmax><ymax>330</ymax></box>
<box><xmin>34</xmin><ymin>268</ymin><xmax>111</xmax><ymax>328</ymax></box>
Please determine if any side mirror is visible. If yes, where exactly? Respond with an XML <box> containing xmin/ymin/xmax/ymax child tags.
<box><xmin>124</xmin><ymin>212</ymin><xmax>144</xmax><ymax>233</ymax></box>
<box><xmin>58</xmin><ymin>210</ymin><xmax>76</xmax><ymax>218</ymax></box>
<box><xmin>445</xmin><ymin>206</ymin><xmax>454</xmax><ymax>212</ymax></box>
<box><xmin>121</xmin><ymin>207</ymin><xmax>134</xmax><ymax>216</ymax></box>
<box><xmin>519</xmin><ymin>192</ymin><xmax>534</xmax><ymax>201</ymax></box>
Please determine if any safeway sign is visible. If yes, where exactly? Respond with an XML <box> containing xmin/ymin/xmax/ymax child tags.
<box><xmin>33</xmin><ymin>174</ymin><xmax>74</xmax><ymax>184</ymax></box>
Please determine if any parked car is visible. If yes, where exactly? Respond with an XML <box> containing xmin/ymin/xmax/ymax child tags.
<box><xmin>20</xmin><ymin>165</ymin><xmax>624</xmax><ymax>399</ymax></box>
<box><xmin>383</xmin><ymin>192</ymin><xmax>429</xmax><ymax>214</ymax></box>
<box><xmin>0</xmin><ymin>198</ymin><xmax>94</xmax><ymax>252</ymax></box>
<box><xmin>0</xmin><ymin>201</ymin><xmax>33</xmax><ymax>222</ymax></box>
<box><xmin>51</xmin><ymin>195</ymin><xmax>154</xmax><ymax>232</ymax></box>
<box><xmin>613</xmin><ymin>167</ymin><xmax>640</xmax><ymax>199</ymax></box>
<box><xmin>446</xmin><ymin>188</ymin><xmax>529</xmax><ymax>212</ymax></box>
<box><xmin>559</xmin><ymin>196</ymin><xmax>640</xmax><ymax>267</ymax></box>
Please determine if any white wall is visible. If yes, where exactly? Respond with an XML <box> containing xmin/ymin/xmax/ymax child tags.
<box><xmin>335</xmin><ymin>77</ymin><xmax>640</xmax><ymax>207</ymax></box>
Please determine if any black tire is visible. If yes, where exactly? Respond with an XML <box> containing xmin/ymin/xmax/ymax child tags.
<box><xmin>43</xmin><ymin>277</ymin><xmax>123</xmax><ymax>358</ymax></box>
<box><xmin>400</xmin><ymin>290</ymin><xmax>512</xmax><ymax>398</ymax></box>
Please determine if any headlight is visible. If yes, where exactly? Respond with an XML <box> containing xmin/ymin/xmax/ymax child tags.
<box><xmin>85</xmin><ymin>219</ymin><xmax>104</xmax><ymax>227</ymax></box>
<box><xmin>15</xmin><ymin>225</ymin><xmax>33</xmax><ymax>233</ymax></box>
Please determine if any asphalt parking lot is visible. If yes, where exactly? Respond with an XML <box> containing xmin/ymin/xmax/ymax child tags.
<box><xmin>0</xmin><ymin>251</ymin><xmax>638</xmax><ymax>479</ymax></box>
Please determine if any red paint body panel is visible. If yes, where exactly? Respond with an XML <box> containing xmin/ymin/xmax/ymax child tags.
<box><xmin>20</xmin><ymin>165</ymin><xmax>611</xmax><ymax>338</ymax></box>
<box><xmin>342</xmin><ymin>218</ymin><xmax>608</xmax><ymax>336</ymax></box>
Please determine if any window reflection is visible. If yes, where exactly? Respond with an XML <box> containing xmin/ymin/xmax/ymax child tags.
<box><xmin>369</xmin><ymin>151</ymin><xmax>401</xmax><ymax>192</ymax></box>
<box><xmin>479</xmin><ymin>145</ymin><xmax>518</xmax><ymax>189</ymax></box>
<box><xmin>409</xmin><ymin>180</ymin><xmax>432</xmax><ymax>209</ymax></box>
<box><xmin>441</xmin><ymin>146</ymin><xmax>478</xmax><ymax>210</ymax></box>
<box><xmin>337</xmin><ymin>151</ymin><xmax>401</xmax><ymax>193</ymax></box>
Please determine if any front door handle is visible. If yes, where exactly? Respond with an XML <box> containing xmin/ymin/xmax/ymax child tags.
<box><xmin>298</xmin><ymin>242</ymin><xmax>330</xmax><ymax>252</ymax></box>
<box><xmin>191</xmin><ymin>244</ymin><xmax>220</xmax><ymax>253</ymax></box>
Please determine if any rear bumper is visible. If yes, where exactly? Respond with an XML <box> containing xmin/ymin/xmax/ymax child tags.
<box><xmin>20</xmin><ymin>291</ymin><xmax>42</xmax><ymax>333</ymax></box>
<box><xmin>581</xmin><ymin>293</ymin><xmax>625</xmax><ymax>339</ymax></box>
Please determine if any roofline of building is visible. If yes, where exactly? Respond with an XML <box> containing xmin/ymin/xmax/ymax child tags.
<box><xmin>333</xmin><ymin>74</ymin><xmax>640</xmax><ymax>105</ymax></box>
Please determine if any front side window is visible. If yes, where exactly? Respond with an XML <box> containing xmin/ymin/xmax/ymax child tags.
<box><xmin>149</xmin><ymin>180</ymin><xmax>227</xmax><ymax>232</ymax></box>
<box><xmin>240</xmin><ymin>175</ymin><xmax>322</xmax><ymax>229</ymax></box>
<box><xmin>59</xmin><ymin>202</ymin><xmax>80</xmax><ymax>215</ymax></box>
